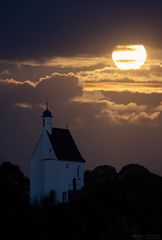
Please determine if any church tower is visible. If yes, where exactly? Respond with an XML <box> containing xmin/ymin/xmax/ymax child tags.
<box><xmin>30</xmin><ymin>105</ymin><xmax>85</xmax><ymax>203</ymax></box>
<box><xmin>42</xmin><ymin>103</ymin><xmax>52</xmax><ymax>134</ymax></box>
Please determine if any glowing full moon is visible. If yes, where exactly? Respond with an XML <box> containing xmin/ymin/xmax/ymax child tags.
<box><xmin>112</xmin><ymin>45</ymin><xmax>147</xmax><ymax>70</ymax></box>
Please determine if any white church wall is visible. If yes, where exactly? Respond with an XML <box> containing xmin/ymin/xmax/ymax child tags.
<box><xmin>30</xmin><ymin>131</ymin><xmax>45</xmax><ymax>202</ymax></box>
<box><xmin>44</xmin><ymin>160</ymin><xmax>58</xmax><ymax>196</ymax></box>
<box><xmin>42</xmin><ymin>160</ymin><xmax>84</xmax><ymax>203</ymax></box>
<box><xmin>56</xmin><ymin>161</ymin><xmax>85</xmax><ymax>202</ymax></box>
<box><xmin>43</xmin><ymin>131</ymin><xmax>59</xmax><ymax>199</ymax></box>
<box><xmin>30</xmin><ymin>128</ymin><xmax>58</xmax><ymax>202</ymax></box>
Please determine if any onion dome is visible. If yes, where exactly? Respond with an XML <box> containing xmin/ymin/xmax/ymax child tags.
<box><xmin>42</xmin><ymin>102</ymin><xmax>52</xmax><ymax>118</ymax></box>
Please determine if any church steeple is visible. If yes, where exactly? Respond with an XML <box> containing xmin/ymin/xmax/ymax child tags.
<box><xmin>42</xmin><ymin>102</ymin><xmax>53</xmax><ymax>134</ymax></box>
<box><xmin>42</xmin><ymin>101</ymin><xmax>52</xmax><ymax>118</ymax></box>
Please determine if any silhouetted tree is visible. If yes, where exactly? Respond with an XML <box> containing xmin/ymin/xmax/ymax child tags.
<box><xmin>0</xmin><ymin>162</ymin><xmax>29</xmax><ymax>208</ymax></box>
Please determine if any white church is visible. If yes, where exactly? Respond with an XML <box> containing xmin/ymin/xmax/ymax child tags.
<box><xmin>30</xmin><ymin>104</ymin><xmax>85</xmax><ymax>203</ymax></box>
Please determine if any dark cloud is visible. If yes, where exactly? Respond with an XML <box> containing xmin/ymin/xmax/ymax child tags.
<box><xmin>0</xmin><ymin>75</ymin><xmax>162</xmax><ymax>176</ymax></box>
<box><xmin>93</xmin><ymin>126</ymin><xmax>160</xmax><ymax>172</ymax></box>
<box><xmin>69</xmin><ymin>101</ymin><xmax>162</xmax><ymax>176</ymax></box>
<box><xmin>0</xmin><ymin>0</ymin><xmax>162</xmax><ymax>60</ymax></box>
<box><xmin>101</xmin><ymin>90</ymin><xmax>162</xmax><ymax>106</ymax></box>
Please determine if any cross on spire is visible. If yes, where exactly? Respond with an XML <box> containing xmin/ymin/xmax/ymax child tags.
<box><xmin>46</xmin><ymin>102</ymin><xmax>48</xmax><ymax>110</ymax></box>
<box><xmin>46</xmin><ymin>97</ymin><xmax>48</xmax><ymax>110</ymax></box>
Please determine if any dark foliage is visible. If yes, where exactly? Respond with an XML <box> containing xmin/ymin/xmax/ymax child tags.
<box><xmin>0</xmin><ymin>162</ymin><xmax>29</xmax><ymax>240</ymax></box>
<box><xmin>0</xmin><ymin>162</ymin><xmax>29</xmax><ymax>206</ymax></box>
<box><xmin>1</xmin><ymin>162</ymin><xmax>162</xmax><ymax>240</ymax></box>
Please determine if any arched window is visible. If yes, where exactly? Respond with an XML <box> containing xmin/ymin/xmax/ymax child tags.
<box><xmin>73</xmin><ymin>178</ymin><xmax>77</xmax><ymax>191</ymax></box>
<box><xmin>62</xmin><ymin>191</ymin><xmax>68</xmax><ymax>203</ymax></box>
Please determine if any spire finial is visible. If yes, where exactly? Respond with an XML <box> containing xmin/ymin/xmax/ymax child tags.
<box><xmin>42</xmin><ymin>98</ymin><xmax>52</xmax><ymax>118</ymax></box>
<box><xmin>46</xmin><ymin>97</ymin><xmax>48</xmax><ymax>110</ymax></box>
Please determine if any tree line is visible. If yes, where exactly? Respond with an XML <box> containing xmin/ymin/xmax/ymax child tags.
<box><xmin>0</xmin><ymin>162</ymin><xmax>162</xmax><ymax>240</ymax></box>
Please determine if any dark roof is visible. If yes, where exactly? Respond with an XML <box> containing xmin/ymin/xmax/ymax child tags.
<box><xmin>42</xmin><ymin>109</ymin><xmax>52</xmax><ymax>118</ymax></box>
<box><xmin>48</xmin><ymin>128</ymin><xmax>85</xmax><ymax>163</ymax></box>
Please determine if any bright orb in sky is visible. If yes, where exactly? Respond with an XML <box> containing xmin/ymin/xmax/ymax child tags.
<box><xmin>112</xmin><ymin>45</ymin><xmax>147</xmax><ymax>70</ymax></box>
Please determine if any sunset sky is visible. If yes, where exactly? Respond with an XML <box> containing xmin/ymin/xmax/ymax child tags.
<box><xmin>1</xmin><ymin>0</ymin><xmax>162</xmax><ymax>175</ymax></box>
